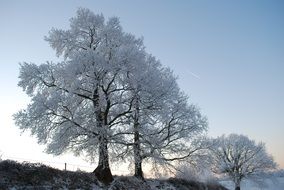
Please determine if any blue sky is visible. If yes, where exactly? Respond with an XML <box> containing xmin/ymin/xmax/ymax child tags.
<box><xmin>0</xmin><ymin>0</ymin><xmax>283</xmax><ymax>170</ymax></box>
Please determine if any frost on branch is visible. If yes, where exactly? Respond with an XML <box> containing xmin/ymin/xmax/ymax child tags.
<box><xmin>15</xmin><ymin>8</ymin><xmax>145</xmax><ymax>184</ymax></box>
<box><xmin>111</xmin><ymin>51</ymin><xmax>208</xmax><ymax>178</ymax></box>
<box><xmin>14</xmin><ymin>8</ymin><xmax>208</xmax><ymax>183</ymax></box>
<box><xmin>208</xmin><ymin>134</ymin><xmax>277</xmax><ymax>190</ymax></box>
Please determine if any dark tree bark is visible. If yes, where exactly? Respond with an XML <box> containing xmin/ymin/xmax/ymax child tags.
<box><xmin>94</xmin><ymin>136</ymin><xmax>113</xmax><ymax>184</ymax></box>
<box><xmin>133</xmin><ymin>95</ymin><xmax>144</xmax><ymax>179</ymax></box>
<box><xmin>134</xmin><ymin>128</ymin><xmax>143</xmax><ymax>179</ymax></box>
<box><xmin>93</xmin><ymin>88</ymin><xmax>113</xmax><ymax>184</ymax></box>
<box><xmin>234</xmin><ymin>179</ymin><xmax>241</xmax><ymax>190</ymax></box>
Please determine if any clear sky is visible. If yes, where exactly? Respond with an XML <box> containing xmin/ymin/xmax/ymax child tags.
<box><xmin>0</xmin><ymin>0</ymin><xmax>283</xmax><ymax>171</ymax></box>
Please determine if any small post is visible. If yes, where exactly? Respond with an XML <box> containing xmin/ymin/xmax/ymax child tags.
<box><xmin>64</xmin><ymin>163</ymin><xmax>67</xmax><ymax>171</ymax></box>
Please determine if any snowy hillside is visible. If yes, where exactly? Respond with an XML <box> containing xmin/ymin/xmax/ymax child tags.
<box><xmin>0</xmin><ymin>160</ymin><xmax>228</xmax><ymax>190</ymax></box>
<box><xmin>220</xmin><ymin>177</ymin><xmax>284</xmax><ymax>190</ymax></box>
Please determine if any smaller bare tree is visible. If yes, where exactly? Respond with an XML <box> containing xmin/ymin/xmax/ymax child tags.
<box><xmin>209</xmin><ymin>134</ymin><xmax>277</xmax><ymax>190</ymax></box>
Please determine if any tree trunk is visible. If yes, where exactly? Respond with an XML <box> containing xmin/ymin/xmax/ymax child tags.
<box><xmin>133</xmin><ymin>94</ymin><xmax>144</xmax><ymax>179</ymax></box>
<box><xmin>94</xmin><ymin>135</ymin><xmax>113</xmax><ymax>184</ymax></box>
<box><xmin>234</xmin><ymin>179</ymin><xmax>241</xmax><ymax>190</ymax></box>
<box><xmin>134</xmin><ymin>128</ymin><xmax>143</xmax><ymax>179</ymax></box>
<box><xmin>92</xmin><ymin>87</ymin><xmax>113</xmax><ymax>184</ymax></box>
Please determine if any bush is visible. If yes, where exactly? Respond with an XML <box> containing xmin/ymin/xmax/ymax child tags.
<box><xmin>0</xmin><ymin>160</ymin><xmax>99</xmax><ymax>189</ymax></box>
<box><xmin>175</xmin><ymin>164</ymin><xmax>217</xmax><ymax>183</ymax></box>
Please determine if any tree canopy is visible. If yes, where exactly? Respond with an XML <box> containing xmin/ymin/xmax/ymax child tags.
<box><xmin>14</xmin><ymin>8</ymin><xmax>207</xmax><ymax>183</ymax></box>
<box><xmin>209</xmin><ymin>134</ymin><xmax>277</xmax><ymax>190</ymax></box>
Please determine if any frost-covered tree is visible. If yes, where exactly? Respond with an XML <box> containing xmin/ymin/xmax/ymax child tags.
<box><xmin>14</xmin><ymin>8</ymin><xmax>208</xmax><ymax>182</ymax></box>
<box><xmin>209</xmin><ymin>134</ymin><xmax>277</xmax><ymax>190</ymax></box>
<box><xmin>142</xmin><ymin>92</ymin><xmax>208</xmax><ymax>177</ymax></box>
<box><xmin>14</xmin><ymin>8</ymin><xmax>145</xmax><ymax>184</ymax></box>
<box><xmin>115</xmin><ymin>56</ymin><xmax>208</xmax><ymax>178</ymax></box>
<box><xmin>123</xmin><ymin>55</ymin><xmax>168</xmax><ymax>178</ymax></box>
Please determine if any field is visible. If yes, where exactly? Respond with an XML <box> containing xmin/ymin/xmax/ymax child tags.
<box><xmin>220</xmin><ymin>177</ymin><xmax>284</xmax><ymax>190</ymax></box>
<box><xmin>0</xmin><ymin>160</ymin><xmax>228</xmax><ymax>190</ymax></box>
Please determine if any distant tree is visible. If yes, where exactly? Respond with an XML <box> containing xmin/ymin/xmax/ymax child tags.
<box><xmin>209</xmin><ymin>134</ymin><xmax>277</xmax><ymax>190</ymax></box>
<box><xmin>14</xmin><ymin>8</ymin><xmax>145</xmax><ymax>184</ymax></box>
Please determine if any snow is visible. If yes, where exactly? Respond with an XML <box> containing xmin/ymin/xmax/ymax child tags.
<box><xmin>220</xmin><ymin>177</ymin><xmax>284</xmax><ymax>190</ymax></box>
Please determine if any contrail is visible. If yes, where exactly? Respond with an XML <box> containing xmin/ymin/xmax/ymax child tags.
<box><xmin>187</xmin><ymin>70</ymin><xmax>200</xmax><ymax>79</ymax></box>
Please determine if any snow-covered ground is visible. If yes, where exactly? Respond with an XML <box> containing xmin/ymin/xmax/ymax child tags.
<box><xmin>220</xmin><ymin>177</ymin><xmax>284</xmax><ymax>190</ymax></box>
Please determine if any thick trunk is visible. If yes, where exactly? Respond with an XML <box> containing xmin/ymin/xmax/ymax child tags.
<box><xmin>93</xmin><ymin>87</ymin><xmax>113</xmax><ymax>184</ymax></box>
<box><xmin>133</xmin><ymin>95</ymin><xmax>143</xmax><ymax>179</ymax></box>
<box><xmin>134</xmin><ymin>129</ymin><xmax>143</xmax><ymax>179</ymax></box>
<box><xmin>134</xmin><ymin>160</ymin><xmax>143</xmax><ymax>178</ymax></box>
<box><xmin>234</xmin><ymin>179</ymin><xmax>241</xmax><ymax>190</ymax></box>
<box><xmin>94</xmin><ymin>135</ymin><xmax>113</xmax><ymax>184</ymax></box>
